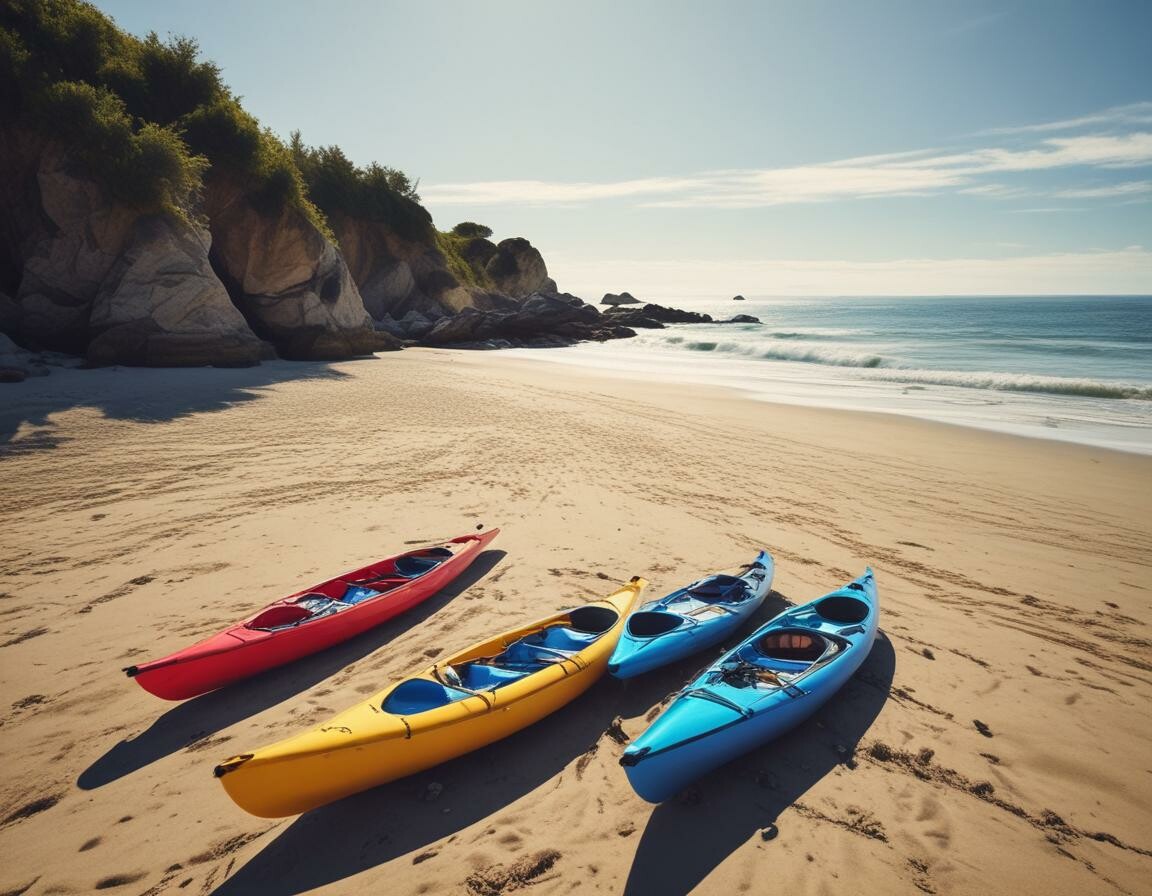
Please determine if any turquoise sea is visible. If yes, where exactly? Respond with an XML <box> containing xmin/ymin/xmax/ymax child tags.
<box><xmin>512</xmin><ymin>295</ymin><xmax>1152</xmax><ymax>454</ymax></box>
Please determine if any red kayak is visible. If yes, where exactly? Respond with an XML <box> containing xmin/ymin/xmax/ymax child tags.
<box><xmin>125</xmin><ymin>529</ymin><xmax>499</xmax><ymax>700</ymax></box>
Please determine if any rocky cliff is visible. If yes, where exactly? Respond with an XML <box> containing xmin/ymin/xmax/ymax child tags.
<box><xmin>331</xmin><ymin>215</ymin><xmax>555</xmax><ymax>322</ymax></box>
<box><xmin>0</xmin><ymin>131</ymin><xmax>577</xmax><ymax>367</ymax></box>
<box><xmin>0</xmin><ymin>1</ymin><xmax>583</xmax><ymax>370</ymax></box>
<box><xmin>2</xmin><ymin>136</ymin><xmax>266</xmax><ymax>366</ymax></box>
<box><xmin>201</xmin><ymin>175</ymin><xmax>390</xmax><ymax>360</ymax></box>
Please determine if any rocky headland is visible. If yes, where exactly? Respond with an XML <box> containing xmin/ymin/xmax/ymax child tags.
<box><xmin>0</xmin><ymin>3</ymin><xmax>756</xmax><ymax>381</ymax></box>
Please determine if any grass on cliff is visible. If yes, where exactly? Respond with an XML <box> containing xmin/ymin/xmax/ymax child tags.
<box><xmin>434</xmin><ymin>231</ymin><xmax>495</xmax><ymax>290</ymax></box>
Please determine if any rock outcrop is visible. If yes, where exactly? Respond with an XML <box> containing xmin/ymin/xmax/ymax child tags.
<box><xmin>203</xmin><ymin>176</ymin><xmax>383</xmax><ymax>360</ymax></box>
<box><xmin>331</xmin><ymin>215</ymin><xmax>518</xmax><ymax>321</ymax></box>
<box><xmin>601</xmin><ymin>291</ymin><xmax>641</xmax><ymax>306</ymax></box>
<box><xmin>13</xmin><ymin>146</ymin><xmax>138</xmax><ymax>353</ymax></box>
<box><xmin>603</xmin><ymin>304</ymin><xmax>761</xmax><ymax>328</ymax></box>
<box><xmin>732</xmin><ymin>294</ymin><xmax>746</xmax><ymax>301</ymax></box>
<box><xmin>596</xmin><ymin>308</ymin><xmax>666</xmax><ymax>329</ymax></box>
<box><xmin>605</xmin><ymin>303</ymin><xmax>714</xmax><ymax>324</ymax></box>
<box><xmin>484</xmin><ymin>238</ymin><xmax>550</xmax><ymax>298</ymax></box>
<box><xmin>86</xmin><ymin>215</ymin><xmax>265</xmax><ymax>367</ymax></box>
<box><xmin>421</xmin><ymin>293</ymin><xmax>633</xmax><ymax>349</ymax></box>
<box><xmin>3</xmin><ymin>141</ymin><xmax>268</xmax><ymax>366</ymax></box>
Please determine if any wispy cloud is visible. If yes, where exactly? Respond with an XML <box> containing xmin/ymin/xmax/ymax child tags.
<box><xmin>1050</xmin><ymin>181</ymin><xmax>1152</xmax><ymax>199</ymax></box>
<box><xmin>422</xmin><ymin>112</ymin><xmax>1152</xmax><ymax>210</ymax></box>
<box><xmin>973</xmin><ymin>102</ymin><xmax>1152</xmax><ymax>136</ymax></box>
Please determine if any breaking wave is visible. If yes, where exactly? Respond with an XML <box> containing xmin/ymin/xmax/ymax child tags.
<box><xmin>658</xmin><ymin>335</ymin><xmax>1150</xmax><ymax>399</ymax></box>
<box><xmin>680</xmin><ymin>339</ymin><xmax>887</xmax><ymax>368</ymax></box>
<box><xmin>862</xmin><ymin>370</ymin><xmax>1152</xmax><ymax>400</ymax></box>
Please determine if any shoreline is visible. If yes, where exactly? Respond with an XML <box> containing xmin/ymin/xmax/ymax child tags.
<box><xmin>494</xmin><ymin>342</ymin><xmax>1152</xmax><ymax>457</ymax></box>
<box><xmin>1</xmin><ymin>349</ymin><xmax>1149</xmax><ymax>896</ymax></box>
<box><xmin>7</xmin><ymin>348</ymin><xmax>1151</xmax><ymax>464</ymax></box>
<box><xmin>460</xmin><ymin>348</ymin><xmax>1152</xmax><ymax>468</ymax></box>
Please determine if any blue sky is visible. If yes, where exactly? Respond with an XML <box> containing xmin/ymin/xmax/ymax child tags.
<box><xmin>95</xmin><ymin>0</ymin><xmax>1152</xmax><ymax>297</ymax></box>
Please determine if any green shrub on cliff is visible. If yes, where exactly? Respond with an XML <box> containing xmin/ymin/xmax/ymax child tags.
<box><xmin>181</xmin><ymin>101</ymin><xmax>326</xmax><ymax>234</ymax></box>
<box><xmin>2</xmin><ymin>0</ymin><xmax>427</xmax><ymax>242</ymax></box>
<box><xmin>113</xmin><ymin>33</ymin><xmax>223</xmax><ymax>126</ymax></box>
<box><xmin>30</xmin><ymin>80</ymin><xmax>205</xmax><ymax>214</ymax></box>
<box><xmin>434</xmin><ymin>231</ymin><xmax>494</xmax><ymax>290</ymax></box>
<box><xmin>289</xmin><ymin>134</ymin><xmax>432</xmax><ymax>242</ymax></box>
<box><xmin>451</xmin><ymin>222</ymin><xmax>493</xmax><ymax>239</ymax></box>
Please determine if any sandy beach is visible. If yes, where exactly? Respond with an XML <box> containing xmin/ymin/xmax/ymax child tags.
<box><xmin>1</xmin><ymin>349</ymin><xmax>1150</xmax><ymax>896</ymax></box>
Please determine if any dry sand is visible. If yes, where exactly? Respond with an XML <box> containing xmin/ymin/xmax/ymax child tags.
<box><xmin>1</xmin><ymin>348</ymin><xmax>1150</xmax><ymax>896</ymax></box>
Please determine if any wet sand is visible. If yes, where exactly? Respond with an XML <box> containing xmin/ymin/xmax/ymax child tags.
<box><xmin>1</xmin><ymin>348</ymin><xmax>1149</xmax><ymax>896</ymax></box>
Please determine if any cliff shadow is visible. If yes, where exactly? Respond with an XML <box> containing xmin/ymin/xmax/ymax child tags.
<box><xmin>77</xmin><ymin>549</ymin><xmax>505</xmax><ymax>790</ymax></box>
<box><xmin>0</xmin><ymin>359</ymin><xmax>374</xmax><ymax>453</ymax></box>
<box><xmin>621</xmin><ymin>632</ymin><xmax>896</xmax><ymax>896</ymax></box>
<box><xmin>209</xmin><ymin>677</ymin><xmax>627</xmax><ymax>896</ymax></box>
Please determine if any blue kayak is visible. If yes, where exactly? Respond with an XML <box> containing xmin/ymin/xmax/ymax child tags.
<box><xmin>620</xmin><ymin>568</ymin><xmax>878</xmax><ymax>802</ymax></box>
<box><xmin>608</xmin><ymin>551</ymin><xmax>774</xmax><ymax>679</ymax></box>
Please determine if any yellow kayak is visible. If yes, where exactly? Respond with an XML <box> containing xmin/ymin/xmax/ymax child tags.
<box><xmin>214</xmin><ymin>576</ymin><xmax>647</xmax><ymax>817</ymax></box>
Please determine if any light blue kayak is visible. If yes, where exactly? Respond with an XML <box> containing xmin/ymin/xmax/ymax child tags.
<box><xmin>607</xmin><ymin>551</ymin><xmax>774</xmax><ymax>680</ymax></box>
<box><xmin>620</xmin><ymin>568</ymin><xmax>878</xmax><ymax>802</ymax></box>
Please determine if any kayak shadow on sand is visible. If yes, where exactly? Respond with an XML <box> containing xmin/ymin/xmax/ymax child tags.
<box><xmin>208</xmin><ymin>676</ymin><xmax>626</xmax><ymax>896</ymax></box>
<box><xmin>621</xmin><ymin>631</ymin><xmax>896</xmax><ymax>896</ymax></box>
<box><xmin>206</xmin><ymin>589</ymin><xmax>801</xmax><ymax>896</ymax></box>
<box><xmin>77</xmin><ymin>549</ymin><xmax>506</xmax><ymax>791</ymax></box>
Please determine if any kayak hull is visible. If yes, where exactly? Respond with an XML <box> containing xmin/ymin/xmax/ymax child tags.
<box><xmin>608</xmin><ymin>551</ymin><xmax>773</xmax><ymax>679</ymax></box>
<box><xmin>621</xmin><ymin>569</ymin><xmax>878</xmax><ymax>802</ymax></box>
<box><xmin>127</xmin><ymin>529</ymin><xmax>499</xmax><ymax>700</ymax></box>
<box><xmin>215</xmin><ymin>577</ymin><xmax>646</xmax><ymax>817</ymax></box>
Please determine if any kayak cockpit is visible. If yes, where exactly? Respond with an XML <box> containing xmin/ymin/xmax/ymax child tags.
<box><xmin>628</xmin><ymin>575</ymin><xmax>755</xmax><ymax>637</ymax></box>
<box><xmin>673</xmin><ymin>574</ymin><xmax>754</xmax><ymax>609</ymax></box>
<box><xmin>346</xmin><ymin>546</ymin><xmax>455</xmax><ymax>584</ymax></box>
<box><xmin>244</xmin><ymin>549</ymin><xmax>461</xmax><ymax>631</ymax></box>
<box><xmin>713</xmin><ymin>629</ymin><xmax>846</xmax><ymax>690</ymax></box>
<box><xmin>813</xmin><ymin>594</ymin><xmax>870</xmax><ymax>624</ymax></box>
<box><xmin>627</xmin><ymin>611</ymin><xmax>684</xmax><ymax>637</ymax></box>
<box><xmin>381</xmin><ymin>605</ymin><xmax>621</xmax><ymax>714</ymax></box>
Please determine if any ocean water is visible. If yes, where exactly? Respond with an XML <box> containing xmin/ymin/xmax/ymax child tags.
<box><xmin>508</xmin><ymin>295</ymin><xmax>1152</xmax><ymax>454</ymax></box>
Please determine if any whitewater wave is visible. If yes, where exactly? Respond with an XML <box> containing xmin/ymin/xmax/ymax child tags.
<box><xmin>680</xmin><ymin>338</ymin><xmax>888</xmax><ymax>368</ymax></box>
<box><xmin>767</xmin><ymin>330</ymin><xmax>868</xmax><ymax>340</ymax></box>
<box><xmin>863</xmin><ymin>369</ymin><xmax>1152</xmax><ymax>400</ymax></box>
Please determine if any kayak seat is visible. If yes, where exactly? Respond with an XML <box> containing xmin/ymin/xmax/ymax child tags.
<box><xmin>686</xmin><ymin>575</ymin><xmax>750</xmax><ymax>603</ymax></box>
<box><xmin>340</xmin><ymin>584</ymin><xmax>382</xmax><ymax>605</ymax></box>
<box><xmin>382</xmin><ymin>678</ymin><xmax>467</xmax><ymax>714</ymax></box>
<box><xmin>498</xmin><ymin>625</ymin><xmax>597</xmax><ymax>666</ymax></box>
<box><xmin>755</xmin><ymin>631</ymin><xmax>827</xmax><ymax>662</ymax></box>
<box><xmin>458</xmin><ymin>663</ymin><xmax>528</xmax><ymax>690</ymax></box>
<box><xmin>344</xmin><ymin>576</ymin><xmax>408</xmax><ymax>593</ymax></box>
<box><xmin>393</xmin><ymin>551</ymin><xmax>451</xmax><ymax>578</ymax></box>
<box><xmin>247</xmin><ymin>603</ymin><xmax>316</xmax><ymax>630</ymax></box>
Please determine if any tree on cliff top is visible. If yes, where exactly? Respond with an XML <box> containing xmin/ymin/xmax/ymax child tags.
<box><xmin>451</xmin><ymin>222</ymin><xmax>493</xmax><ymax>239</ymax></box>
